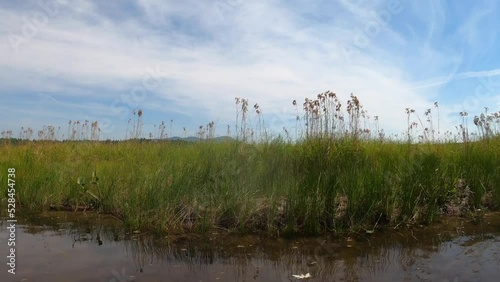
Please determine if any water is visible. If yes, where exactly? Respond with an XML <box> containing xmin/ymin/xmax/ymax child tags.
<box><xmin>1</xmin><ymin>212</ymin><xmax>499</xmax><ymax>281</ymax></box>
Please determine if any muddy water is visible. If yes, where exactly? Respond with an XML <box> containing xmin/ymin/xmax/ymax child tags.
<box><xmin>1</xmin><ymin>212</ymin><xmax>500</xmax><ymax>282</ymax></box>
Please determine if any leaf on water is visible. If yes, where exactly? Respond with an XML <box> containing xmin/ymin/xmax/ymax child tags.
<box><xmin>292</xmin><ymin>273</ymin><xmax>312</xmax><ymax>279</ymax></box>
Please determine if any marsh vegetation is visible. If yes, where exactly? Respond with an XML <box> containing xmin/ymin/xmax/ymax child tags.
<box><xmin>1</xmin><ymin>92</ymin><xmax>499</xmax><ymax>235</ymax></box>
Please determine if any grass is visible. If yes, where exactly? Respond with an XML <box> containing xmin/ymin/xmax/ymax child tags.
<box><xmin>1</xmin><ymin>137</ymin><xmax>499</xmax><ymax>235</ymax></box>
<box><xmin>1</xmin><ymin>93</ymin><xmax>500</xmax><ymax>236</ymax></box>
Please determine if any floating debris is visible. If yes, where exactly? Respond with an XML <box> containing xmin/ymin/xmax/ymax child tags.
<box><xmin>292</xmin><ymin>273</ymin><xmax>312</xmax><ymax>279</ymax></box>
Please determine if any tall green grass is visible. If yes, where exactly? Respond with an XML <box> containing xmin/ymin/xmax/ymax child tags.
<box><xmin>1</xmin><ymin>136</ymin><xmax>499</xmax><ymax>235</ymax></box>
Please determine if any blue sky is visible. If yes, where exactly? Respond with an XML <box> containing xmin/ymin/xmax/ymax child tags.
<box><xmin>1</xmin><ymin>0</ymin><xmax>500</xmax><ymax>140</ymax></box>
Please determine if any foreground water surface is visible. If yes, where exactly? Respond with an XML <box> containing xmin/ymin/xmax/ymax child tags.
<box><xmin>1</xmin><ymin>211</ymin><xmax>499</xmax><ymax>282</ymax></box>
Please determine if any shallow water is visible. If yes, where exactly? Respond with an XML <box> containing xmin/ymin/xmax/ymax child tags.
<box><xmin>1</xmin><ymin>212</ymin><xmax>499</xmax><ymax>282</ymax></box>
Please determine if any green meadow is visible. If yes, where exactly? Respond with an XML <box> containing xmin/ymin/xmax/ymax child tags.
<box><xmin>1</xmin><ymin>93</ymin><xmax>499</xmax><ymax>235</ymax></box>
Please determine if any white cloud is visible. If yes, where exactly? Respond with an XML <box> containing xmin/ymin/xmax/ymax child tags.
<box><xmin>1</xmin><ymin>0</ymin><xmax>499</xmax><ymax>139</ymax></box>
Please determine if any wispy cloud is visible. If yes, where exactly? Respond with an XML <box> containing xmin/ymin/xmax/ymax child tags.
<box><xmin>414</xmin><ymin>68</ymin><xmax>500</xmax><ymax>90</ymax></box>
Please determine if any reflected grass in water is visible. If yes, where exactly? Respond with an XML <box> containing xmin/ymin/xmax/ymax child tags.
<box><xmin>1</xmin><ymin>211</ymin><xmax>499</xmax><ymax>281</ymax></box>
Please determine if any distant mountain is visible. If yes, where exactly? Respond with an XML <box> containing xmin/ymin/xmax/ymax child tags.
<box><xmin>166</xmin><ymin>136</ymin><xmax>199</xmax><ymax>142</ymax></box>
<box><xmin>166</xmin><ymin>136</ymin><xmax>235</xmax><ymax>142</ymax></box>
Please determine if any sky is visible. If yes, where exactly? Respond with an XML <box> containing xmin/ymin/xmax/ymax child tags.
<box><xmin>1</xmin><ymin>0</ymin><xmax>500</xmax><ymax>140</ymax></box>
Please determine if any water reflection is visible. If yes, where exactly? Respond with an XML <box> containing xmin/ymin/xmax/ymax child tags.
<box><xmin>0</xmin><ymin>211</ymin><xmax>499</xmax><ymax>281</ymax></box>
